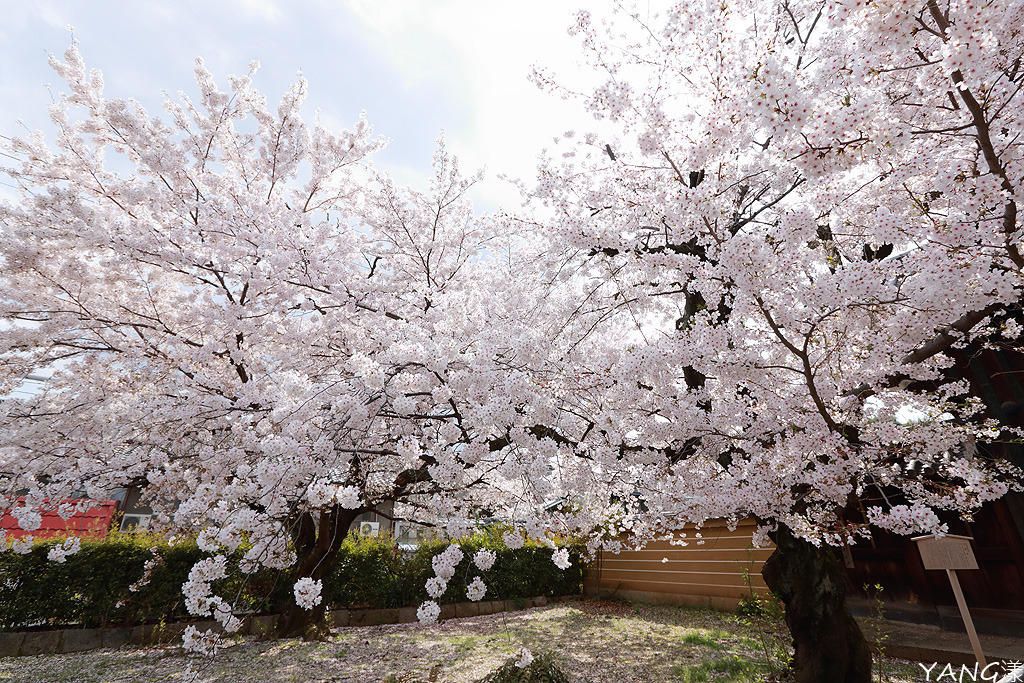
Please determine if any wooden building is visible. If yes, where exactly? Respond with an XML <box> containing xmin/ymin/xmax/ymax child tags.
<box><xmin>584</xmin><ymin>518</ymin><xmax>773</xmax><ymax>610</ymax></box>
<box><xmin>844</xmin><ymin>332</ymin><xmax>1024</xmax><ymax>638</ymax></box>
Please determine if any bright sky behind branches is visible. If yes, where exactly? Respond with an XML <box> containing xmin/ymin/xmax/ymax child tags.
<box><xmin>0</xmin><ymin>0</ymin><xmax>612</xmax><ymax>211</ymax></box>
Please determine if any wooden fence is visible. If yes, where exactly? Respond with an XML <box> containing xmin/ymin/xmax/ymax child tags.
<box><xmin>584</xmin><ymin>518</ymin><xmax>773</xmax><ymax>610</ymax></box>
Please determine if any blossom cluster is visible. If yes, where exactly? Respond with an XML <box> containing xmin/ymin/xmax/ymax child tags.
<box><xmin>425</xmin><ymin>576</ymin><xmax>447</xmax><ymax>599</ymax></box>
<box><xmin>552</xmin><ymin>548</ymin><xmax>572</xmax><ymax>570</ymax></box>
<box><xmin>293</xmin><ymin>577</ymin><xmax>323</xmax><ymax>610</ymax></box>
<box><xmin>182</xmin><ymin>555</ymin><xmax>229</xmax><ymax>615</ymax></box>
<box><xmin>182</xmin><ymin>626</ymin><xmax>220</xmax><ymax>656</ymax></box>
<box><xmin>180</xmin><ymin>554</ymin><xmax>241</xmax><ymax>634</ymax></box>
<box><xmin>473</xmin><ymin>548</ymin><xmax>496</xmax><ymax>571</ymax></box>
<box><xmin>466</xmin><ymin>576</ymin><xmax>487</xmax><ymax>602</ymax></box>
<box><xmin>336</xmin><ymin>486</ymin><xmax>362</xmax><ymax>510</ymax></box>
<box><xmin>416</xmin><ymin>600</ymin><xmax>441</xmax><ymax>624</ymax></box>
<box><xmin>431</xmin><ymin>543</ymin><xmax>463</xmax><ymax>581</ymax></box>
<box><xmin>45</xmin><ymin>537</ymin><xmax>81</xmax><ymax>564</ymax></box>
<box><xmin>10</xmin><ymin>506</ymin><xmax>41</xmax><ymax>533</ymax></box>
<box><xmin>6</xmin><ymin>536</ymin><xmax>34</xmax><ymax>554</ymax></box>
<box><xmin>503</xmin><ymin>530</ymin><xmax>525</xmax><ymax>550</ymax></box>
<box><xmin>420</xmin><ymin>544</ymin><xmax>459</xmax><ymax>623</ymax></box>
<box><xmin>419</xmin><ymin>543</ymin><xmax>488</xmax><ymax>623</ymax></box>
<box><xmin>867</xmin><ymin>504</ymin><xmax>948</xmax><ymax>536</ymax></box>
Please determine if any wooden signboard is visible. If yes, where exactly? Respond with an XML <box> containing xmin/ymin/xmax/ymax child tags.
<box><xmin>912</xmin><ymin>534</ymin><xmax>986</xmax><ymax>667</ymax></box>
<box><xmin>913</xmin><ymin>534</ymin><xmax>979</xmax><ymax>571</ymax></box>
<box><xmin>841</xmin><ymin>543</ymin><xmax>855</xmax><ymax>569</ymax></box>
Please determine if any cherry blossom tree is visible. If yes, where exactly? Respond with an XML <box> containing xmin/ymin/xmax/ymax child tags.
<box><xmin>512</xmin><ymin>1</ymin><xmax>1024</xmax><ymax>681</ymax></box>
<box><xmin>4</xmin><ymin>3</ymin><xmax>1024</xmax><ymax>676</ymax></box>
<box><xmin>0</xmin><ymin>47</ymin><xmax>554</xmax><ymax>641</ymax></box>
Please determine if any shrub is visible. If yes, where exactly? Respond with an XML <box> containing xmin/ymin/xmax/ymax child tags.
<box><xmin>323</xmin><ymin>528</ymin><xmax>584</xmax><ymax>608</ymax></box>
<box><xmin>0</xmin><ymin>533</ymin><xmax>194</xmax><ymax>629</ymax></box>
<box><xmin>0</xmin><ymin>528</ymin><xmax>584</xmax><ymax>630</ymax></box>
<box><xmin>476</xmin><ymin>651</ymin><xmax>572</xmax><ymax>683</ymax></box>
<box><xmin>0</xmin><ymin>531</ymin><xmax>283</xmax><ymax>630</ymax></box>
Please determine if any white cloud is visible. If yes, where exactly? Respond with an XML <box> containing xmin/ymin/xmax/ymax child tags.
<box><xmin>340</xmin><ymin>0</ymin><xmax>613</xmax><ymax>210</ymax></box>
<box><xmin>230</xmin><ymin>0</ymin><xmax>282</xmax><ymax>21</ymax></box>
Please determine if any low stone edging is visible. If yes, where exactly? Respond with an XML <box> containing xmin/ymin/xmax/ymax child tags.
<box><xmin>0</xmin><ymin>595</ymin><xmax>577</xmax><ymax>658</ymax></box>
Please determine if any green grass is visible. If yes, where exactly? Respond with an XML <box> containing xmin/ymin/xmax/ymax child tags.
<box><xmin>672</xmin><ymin>654</ymin><xmax>764</xmax><ymax>682</ymax></box>
<box><xmin>681</xmin><ymin>630</ymin><xmax>728</xmax><ymax>650</ymax></box>
<box><xmin>447</xmin><ymin>635</ymin><xmax>479</xmax><ymax>653</ymax></box>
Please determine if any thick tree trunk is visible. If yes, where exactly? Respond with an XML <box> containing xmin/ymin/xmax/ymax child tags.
<box><xmin>761</xmin><ymin>526</ymin><xmax>873</xmax><ymax>683</ymax></box>
<box><xmin>275</xmin><ymin>506</ymin><xmax>361</xmax><ymax>640</ymax></box>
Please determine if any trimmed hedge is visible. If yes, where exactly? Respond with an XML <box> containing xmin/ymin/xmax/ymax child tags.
<box><xmin>326</xmin><ymin>528</ymin><xmax>584</xmax><ymax>609</ymax></box>
<box><xmin>0</xmin><ymin>532</ymin><xmax>261</xmax><ymax>630</ymax></box>
<box><xmin>0</xmin><ymin>528</ymin><xmax>583</xmax><ymax>631</ymax></box>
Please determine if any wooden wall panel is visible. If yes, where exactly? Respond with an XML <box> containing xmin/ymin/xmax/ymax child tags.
<box><xmin>586</xmin><ymin>518</ymin><xmax>774</xmax><ymax>609</ymax></box>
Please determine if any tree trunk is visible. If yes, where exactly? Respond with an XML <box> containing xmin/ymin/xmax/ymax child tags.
<box><xmin>761</xmin><ymin>526</ymin><xmax>873</xmax><ymax>683</ymax></box>
<box><xmin>275</xmin><ymin>506</ymin><xmax>361</xmax><ymax>640</ymax></box>
<box><xmin>273</xmin><ymin>548</ymin><xmax>335</xmax><ymax>641</ymax></box>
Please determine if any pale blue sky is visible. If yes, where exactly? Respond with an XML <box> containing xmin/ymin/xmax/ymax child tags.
<box><xmin>0</xmin><ymin>0</ymin><xmax>609</xmax><ymax>210</ymax></box>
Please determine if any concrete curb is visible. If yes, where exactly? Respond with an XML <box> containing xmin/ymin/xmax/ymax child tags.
<box><xmin>870</xmin><ymin>641</ymin><xmax>1023</xmax><ymax>669</ymax></box>
<box><xmin>859</xmin><ymin>616</ymin><xmax>1024</xmax><ymax>667</ymax></box>
<box><xmin>0</xmin><ymin>595</ymin><xmax>578</xmax><ymax>658</ymax></box>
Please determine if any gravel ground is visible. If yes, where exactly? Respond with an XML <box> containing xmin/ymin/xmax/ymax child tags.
<box><xmin>0</xmin><ymin>600</ymin><xmax>926</xmax><ymax>683</ymax></box>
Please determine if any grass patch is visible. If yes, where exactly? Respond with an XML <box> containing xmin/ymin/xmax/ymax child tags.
<box><xmin>447</xmin><ymin>635</ymin><xmax>479</xmax><ymax>653</ymax></box>
<box><xmin>681</xmin><ymin>630</ymin><xmax>729</xmax><ymax>649</ymax></box>
<box><xmin>672</xmin><ymin>654</ymin><xmax>763</xmax><ymax>682</ymax></box>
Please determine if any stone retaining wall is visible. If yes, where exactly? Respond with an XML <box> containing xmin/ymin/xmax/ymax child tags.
<box><xmin>0</xmin><ymin>595</ymin><xmax>573</xmax><ymax>658</ymax></box>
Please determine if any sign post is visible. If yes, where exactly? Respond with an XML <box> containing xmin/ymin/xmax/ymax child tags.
<box><xmin>912</xmin><ymin>534</ymin><xmax>986</xmax><ymax>667</ymax></box>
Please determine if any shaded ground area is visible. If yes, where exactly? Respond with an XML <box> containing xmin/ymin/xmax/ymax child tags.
<box><xmin>0</xmin><ymin>600</ymin><xmax>930</xmax><ymax>682</ymax></box>
<box><xmin>858</xmin><ymin>616</ymin><xmax>1024</xmax><ymax>667</ymax></box>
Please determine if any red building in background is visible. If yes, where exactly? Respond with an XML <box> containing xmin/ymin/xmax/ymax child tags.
<box><xmin>1</xmin><ymin>498</ymin><xmax>119</xmax><ymax>540</ymax></box>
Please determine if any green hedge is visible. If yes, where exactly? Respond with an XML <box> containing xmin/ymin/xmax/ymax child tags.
<box><xmin>326</xmin><ymin>528</ymin><xmax>584</xmax><ymax>609</ymax></box>
<box><xmin>0</xmin><ymin>532</ymin><xmax>265</xmax><ymax>630</ymax></box>
<box><xmin>0</xmin><ymin>529</ymin><xmax>583</xmax><ymax>631</ymax></box>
